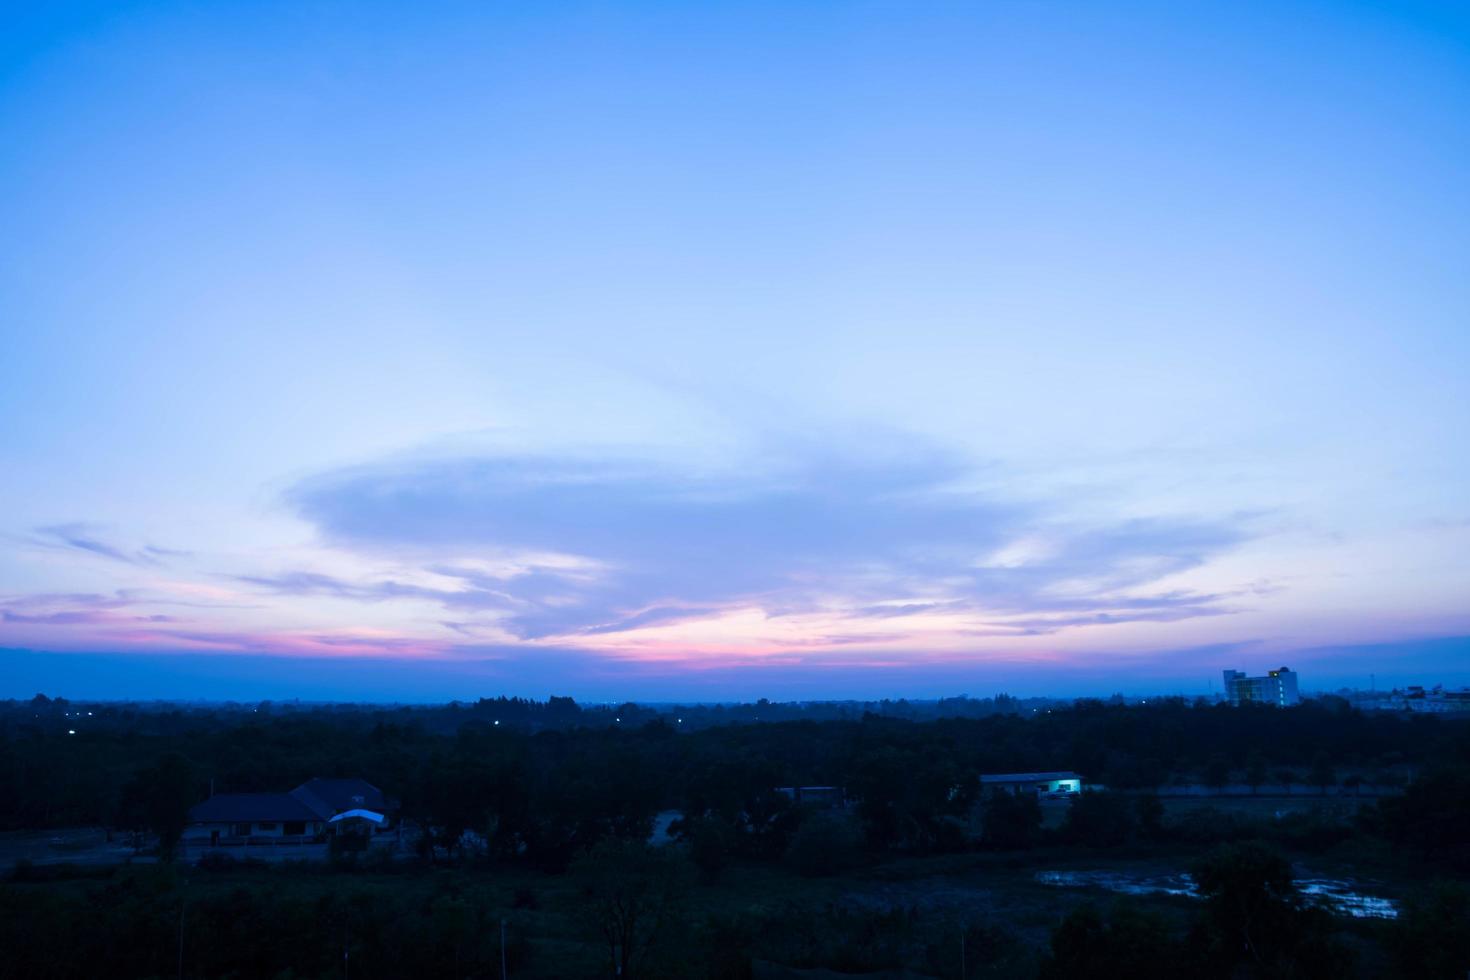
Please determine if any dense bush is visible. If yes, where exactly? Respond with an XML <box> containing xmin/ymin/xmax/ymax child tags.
<box><xmin>1040</xmin><ymin>902</ymin><xmax>1185</xmax><ymax>980</ymax></box>
<box><xmin>1188</xmin><ymin>842</ymin><xmax>1356</xmax><ymax>979</ymax></box>
<box><xmin>1371</xmin><ymin>765</ymin><xmax>1470</xmax><ymax>870</ymax></box>
<box><xmin>982</xmin><ymin>790</ymin><xmax>1042</xmax><ymax>849</ymax></box>
<box><xmin>1387</xmin><ymin>881</ymin><xmax>1470</xmax><ymax>979</ymax></box>
<box><xmin>784</xmin><ymin>810</ymin><xmax>863</xmax><ymax>876</ymax></box>
<box><xmin>1061</xmin><ymin>790</ymin><xmax>1136</xmax><ymax>847</ymax></box>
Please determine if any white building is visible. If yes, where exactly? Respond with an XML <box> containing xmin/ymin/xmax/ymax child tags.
<box><xmin>1223</xmin><ymin>667</ymin><xmax>1300</xmax><ymax>707</ymax></box>
<box><xmin>1388</xmin><ymin>685</ymin><xmax>1470</xmax><ymax>714</ymax></box>
<box><xmin>979</xmin><ymin>771</ymin><xmax>1083</xmax><ymax>796</ymax></box>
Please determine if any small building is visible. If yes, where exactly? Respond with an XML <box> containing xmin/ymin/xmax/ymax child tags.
<box><xmin>185</xmin><ymin>792</ymin><xmax>327</xmax><ymax>844</ymax></box>
<box><xmin>980</xmin><ymin>771</ymin><xmax>1083</xmax><ymax>797</ymax></box>
<box><xmin>183</xmin><ymin>777</ymin><xmax>397</xmax><ymax>848</ymax></box>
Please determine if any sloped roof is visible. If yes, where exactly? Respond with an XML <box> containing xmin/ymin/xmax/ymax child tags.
<box><xmin>979</xmin><ymin>771</ymin><xmax>1081</xmax><ymax>784</ymax></box>
<box><xmin>188</xmin><ymin>792</ymin><xmax>322</xmax><ymax>823</ymax></box>
<box><xmin>291</xmin><ymin>777</ymin><xmax>393</xmax><ymax>816</ymax></box>
<box><xmin>189</xmin><ymin>777</ymin><xmax>397</xmax><ymax>824</ymax></box>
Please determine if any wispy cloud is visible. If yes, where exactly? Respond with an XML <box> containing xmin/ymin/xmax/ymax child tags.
<box><xmin>0</xmin><ymin>610</ymin><xmax>177</xmax><ymax>626</ymax></box>
<box><xmin>231</xmin><ymin>570</ymin><xmax>519</xmax><ymax>613</ymax></box>
<box><xmin>144</xmin><ymin>628</ymin><xmax>450</xmax><ymax>659</ymax></box>
<box><xmin>143</xmin><ymin>544</ymin><xmax>193</xmax><ymax>559</ymax></box>
<box><xmin>265</xmin><ymin>440</ymin><xmax>1263</xmax><ymax>644</ymax></box>
<box><xmin>0</xmin><ymin>590</ymin><xmax>242</xmax><ymax>636</ymax></box>
<box><xmin>28</xmin><ymin>523</ymin><xmax>185</xmax><ymax>568</ymax></box>
<box><xmin>2</xmin><ymin>441</ymin><xmax>1267</xmax><ymax>663</ymax></box>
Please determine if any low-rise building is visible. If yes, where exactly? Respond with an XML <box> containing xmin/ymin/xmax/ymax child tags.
<box><xmin>979</xmin><ymin>771</ymin><xmax>1083</xmax><ymax>797</ymax></box>
<box><xmin>1387</xmin><ymin>685</ymin><xmax>1470</xmax><ymax>714</ymax></box>
<box><xmin>183</xmin><ymin>777</ymin><xmax>397</xmax><ymax>848</ymax></box>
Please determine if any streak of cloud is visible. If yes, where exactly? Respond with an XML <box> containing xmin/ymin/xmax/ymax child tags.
<box><xmin>27</xmin><ymin>524</ymin><xmax>186</xmax><ymax>568</ymax></box>
<box><xmin>267</xmin><ymin>442</ymin><xmax>1261</xmax><ymax>643</ymax></box>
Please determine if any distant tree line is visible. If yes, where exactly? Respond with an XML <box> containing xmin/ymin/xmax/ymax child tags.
<box><xmin>1</xmin><ymin>693</ymin><xmax>1466</xmax><ymax>865</ymax></box>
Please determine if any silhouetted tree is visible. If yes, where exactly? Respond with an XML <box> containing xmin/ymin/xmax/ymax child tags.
<box><xmin>1388</xmin><ymin>881</ymin><xmax>1470</xmax><ymax>979</ymax></box>
<box><xmin>1063</xmin><ymin>790</ymin><xmax>1136</xmax><ymax>847</ymax></box>
<box><xmin>119</xmin><ymin>753</ymin><xmax>196</xmax><ymax>860</ymax></box>
<box><xmin>572</xmin><ymin>839</ymin><xmax>689</xmax><ymax>980</ymax></box>
<box><xmin>1042</xmin><ymin>901</ymin><xmax>1184</xmax><ymax>980</ymax></box>
<box><xmin>1190</xmin><ymin>841</ymin><xmax>1352</xmax><ymax>977</ymax></box>
<box><xmin>1204</xmin><ymin>755</ymin><xmax>1231</xmax><ymax>794</ymax></box>
<box><xmin>1275</xmin><ymin>768</ymin><xmax>1296</xmax><ymax>796</ymax></box>
<box><xmin>1310</xmin><ymin>751</ymin><xmax>1336</xmax><ymax>797</ymax></box>
<box><xmin>784</xmin><ymin>811</ymin><xmax>862</xmax><ymax>876</ymax></box>
<box><xmin>1246</xmin><ymin>753</ymin><xmax>1268</xmax><ymax>795</ymax></box>
<box><xmin>981</xmin><ymin>790</ymin><xmax>1041</xmax><ymax>849</ymax></box>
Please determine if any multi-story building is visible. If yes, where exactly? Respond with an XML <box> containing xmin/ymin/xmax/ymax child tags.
<box><xmin>1223</xmin><ymin>667</ymin><xmax>1300</xmax><ymax>707</ymax></box>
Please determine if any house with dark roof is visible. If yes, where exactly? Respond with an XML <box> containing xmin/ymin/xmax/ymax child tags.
<box><xmin>291</xmin><ymin>777</ymin><xmax>392</xmax><ymax>817</ymax></box>
<box><xmin>183</xmin><ymin>777</ymin><xmax>397</xmax><ymax>847</ymax></box>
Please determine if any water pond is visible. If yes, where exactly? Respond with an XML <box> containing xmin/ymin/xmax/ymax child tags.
<box><xmin>1035</xmin><ymin>869</ymin><xmax>1398</xmax><ymax>919</ymax></box>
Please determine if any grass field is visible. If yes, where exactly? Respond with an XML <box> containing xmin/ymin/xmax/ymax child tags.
<box><xmin>1158</xmin><ymin>794</ymin><xmax>1367</xmax><ymax>820</ymax></box>
<box><xmin>0</xmin><ymin>797</ymin><xmax>1429</xmax><ymax>978</ymax></box>
<box><xmin>5</xmin><ymin>832</ymin><xmax>1420</xmax><ymax>979</ymax></box>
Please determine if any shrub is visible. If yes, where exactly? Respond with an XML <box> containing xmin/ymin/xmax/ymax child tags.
<box><xmin>981</xmin><ymin>791</ymin><xmax>1041</xmax><ymax>849</ymax></box>
<box><xmin>784</xmin><ymin>811</ymin><xmax>862</xmax><ymax>877</ymax></box>
<box><xmin>1062</xmin><ymin>791</ymin><xmax>1136</xmax><ymax>847</ymax></box>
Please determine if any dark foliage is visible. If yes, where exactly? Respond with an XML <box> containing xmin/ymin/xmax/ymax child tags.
<box><xmin>1188</xmin><ymin>842</ymin><xmax>1355</xmax><ymax>978</ymax></box>
<box><xmin>1041</xmin><ymin>902</ymin><xmax>1185</xmax><ymax>980</ymax></box>
<box><xmin>1061</xmin><ymin>790</ymin><xmax>1136</xmax><ymax>847</ymax></box>
<box><xmin>0</xmin><ymin>694</ymin><xmax>1466</xmax><ymax>977</ymax></box>
<box><xmin>1387</xmin><ymin>881</ymin><xmax>1470</xmax><ymax>979</ymax></box>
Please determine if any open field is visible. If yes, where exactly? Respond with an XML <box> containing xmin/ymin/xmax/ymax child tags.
<box><xmin>0</xmin><ymin>797</ymin><xmax>1363</xmax><ymax>870</ymax></box>
<box><xmin>0</xmin><ymin>828</ymin><xmax>140</xmax><ymax>867</ymax></box>
<box><xmin>1157</xmin><ymin>795</ymin><xmax>1368</xmax><ymax>821</ymax></box>
<box><xmin>3</xmin><ymin>841</ymin><xmax>1421</xmax><ymax>979</ymax></box>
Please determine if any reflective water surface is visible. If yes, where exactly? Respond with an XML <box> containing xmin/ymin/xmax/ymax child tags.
<box><xmin>1035</xmin><ymin>869</ymin><xmax>1398</xmax><ymax>919</ymax></box>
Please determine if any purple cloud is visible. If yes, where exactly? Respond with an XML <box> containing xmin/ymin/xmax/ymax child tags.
<box><xmin>28</xmin><ymin>524</ymin><xmax>186</xmax><ymax>568</ymax></box>
<box><xmin>259</xmin><ymin>443</ymin><xmax>1263</xmax><ymax>641</ymax></box>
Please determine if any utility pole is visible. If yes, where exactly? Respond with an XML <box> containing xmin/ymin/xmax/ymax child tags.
<box><xmin>176</xmin><ymin>880</ymin><xmax>188</xmax><ymax>980</ymax></box>
<box><xmin>500</xmin><ymin>919</ymin><xmax>507</xmax><ymax>979</ymax></box>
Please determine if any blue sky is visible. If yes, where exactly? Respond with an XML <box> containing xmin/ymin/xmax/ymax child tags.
<box><xmin>1</xmin><ymin>1</ymin><xmax>1467</xmax><ymax>699</ymax></box>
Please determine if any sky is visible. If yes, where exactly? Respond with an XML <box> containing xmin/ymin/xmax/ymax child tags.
<box><xmin>1</xmin><ymin>0</ymin><xmax>1467</xmax><ymax>701</ymax></box>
